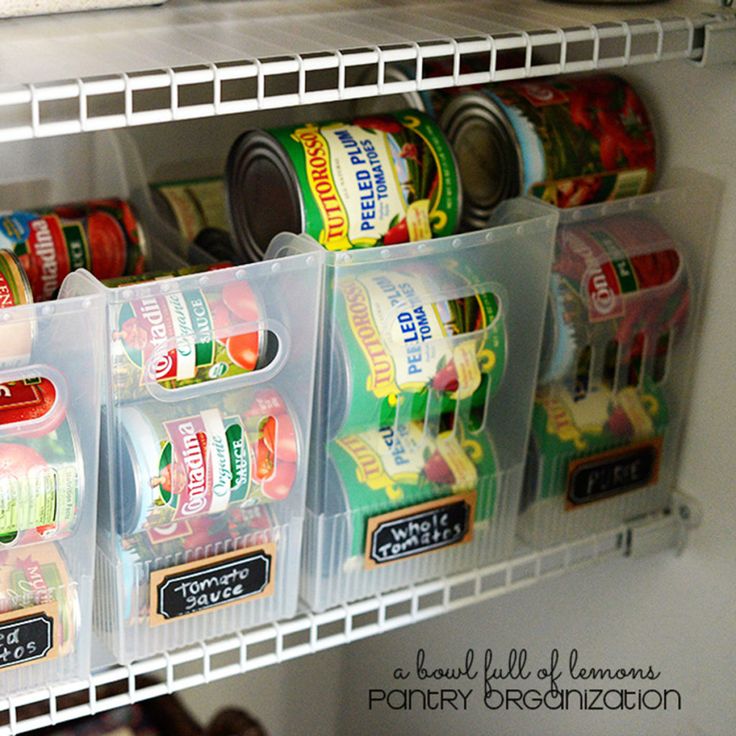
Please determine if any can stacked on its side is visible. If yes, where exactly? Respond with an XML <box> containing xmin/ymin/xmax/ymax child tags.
<box><xmin>226</xmin><ymin>109</ymin><xmax>462</xmax><ymax>261</ymax></box>
<box><xmin>0</xmin><ymin>251</ymin><xmax>35</xmax><ymax>368</ymax></box>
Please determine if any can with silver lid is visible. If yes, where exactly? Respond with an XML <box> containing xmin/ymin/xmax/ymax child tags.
<box><xmin>0</xmin><ymin>251</ymin><xmax>34</xmax><ymax>369</ymax></box>
<box><xmin>440</xmin><ymin>74</ymin><xmax>656</xmax><ymax>230</ymax></box>
<box><xmin>226</xmin><ymin>109</ymin><xmax>462</xmax><ymax>261</ymax></box>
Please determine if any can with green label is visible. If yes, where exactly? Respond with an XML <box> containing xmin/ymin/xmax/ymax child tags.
<box><xmin>0</xmin><ymin>250</ymin><xmax>34</xmax><ymax>369</ymax></box>
<box><xmin>226</xmin><ymin>109</ymin><xmax>462</xmax><ymax>261</ymax></box>
<box><xmin>0</xmin><ymin>376</ymin><xmax>83</xmax><ymax>547</ymax></box>
<box><xmin>329</xmin><ymin>262</ymin><xmax>506</xmax><ymax>437</ymax></box>
<box><xmin>328</xmin><ymin>420</ymin><xmax>498</xmax><ymax>560</ymax></box>
<box><xmin>117</xmin><ymin>389</ymin><xmax>299</xmax><ymax>535</ymax></box>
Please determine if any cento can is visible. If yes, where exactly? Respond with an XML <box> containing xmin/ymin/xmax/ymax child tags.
<box><xmin>151</xmin><ymin>177</ymin><xmax>236</xmax><ymax>262</ymax></box>
<box><xmin>110</xmin><ymin>275</ymin><xmax>268</xmax><ymax>399</ymax></box>
<box><xmin>539</xmin><ymin>214</ymin><xmax>688</xmax><ymax>390</ymax></box>
<box><xmin>0</xmin><ymin>198</ymin><xmax>148</xmax><ymax>301</ymax></box>
<box><xmin>329</xmin><ymin>262</ymin><xmax>506</xmax><ymax>437</ymax></box>
<box><xmin>328</xmin><ymin>421</ymin><xmax>498</xmax><ymax>560</ymax></box>
<box><xmin>226</xmin><ymin>109</ymin><xmax>461</xmax><ymax>261</ymax></box>
<box><xmin>0</xmin><ymin>543</ymin><xmax>80</xmax><ymax>656</ymax></box>
<box><xmin>0</xmin><ymin>251</ymin><xmax>34</xmax><ymax>368</ymax></box>
<box><xmin>439</xmin><ymin>74</ymin><xmax>656</xmax><ymax>229</ymax></box>
<box><xmin>0</xmin><ymin>375</ymin><xmax>83</xmax><ymax>547</ymax></box>
<box><xmin>117</xmin><ymin>389</ymin><xmax>299</xmax><ymax>535</ymax></box>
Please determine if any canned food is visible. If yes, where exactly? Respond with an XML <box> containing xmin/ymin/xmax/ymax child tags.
<box><xmin>0</xmin><ymin>543</ymin><xmax>79</xmax><ymax>656</ymax></box>
<box><xmin>0</xmin><ymin>376</ymin><xmax>83</xmax><ymax>547</ymax></box>
<box><xmin>110</xmin><ymin>275</ymin><xmax>267</xmax><ymax>398</ymax></box>
<box><xmin>117</xmin><ymin>389</ymin><xmax>299</xmax><ymax>535</ymax></box>
<box><xmin>151</xmin><ymin>177</ymin><xmax>236</xmax><ymax>262</ymax></box>
<box><xmin>330</xmin><ymin>262</ymin><xmax>506</xmax><ymax>436</ymax></box>
<box><xmin>0</xmin><ymin>198</ymin><xmax>148</xmax><ymax>301</ymax></box>
<box><xmin>440</xmin><ymin>74</ymin><xmax>656</xmax><ymax>229</ymax></box>
<box><xmin>329</xmin><ymin>420</ymin><xmax>498</xmax><ymax>560</ymax></box>
<box><xmin>0</xmin><ymin>251</ymin><xmax>34</xmax><ymax>368</ymax></box>
<box><xmin>539</xmin><ymin>214</ymin><xmax>688</xmax><ymax>390</ymax></box>
<box><xmin>102</xmin><ymin>261</ymin><xmax>232</xmax><ymax>288</ymax></box>
<box><xmin>226</xmin><ymin>109</ymin><xmax>461</xmax><ymax>261</ymax></box>
<box><xmin>524</xmin><ymin>379</ymin><xmax>668</xmax><ymax>511</ymax></box>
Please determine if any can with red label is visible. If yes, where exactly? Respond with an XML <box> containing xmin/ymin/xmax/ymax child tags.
<box><xmin>117</xmin><ymin>389</ymin><xmax>300</xmax><ymax>535</ymax></box>
<box><xmin>0</xmin><ymin>375</ymin><xmax>83</xmax><ymax>547</ymax></box>
<box><xmin>439</xmin><ymin>74</ymin><xmax>656</xmax><ymax>229</ymax></box>
<box><xmin>0</xmin><ymin>251</ymin><xmax>34</xmax><ymax>368</ymax></box>
<box><xmin>0</xmin><ymin>198</ymin><xmax>148</xmax><ymax>301</ymax></box>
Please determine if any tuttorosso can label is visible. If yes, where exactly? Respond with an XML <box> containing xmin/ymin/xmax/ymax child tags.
<box><xmin>119</xmin><ymin>390</ymin><xmax>299</xmax><ymax>534</ymax></box>
<box><xmin>331</xmin><ymin>264</ymin><xmax>506</xmax><ymax>436</ymax></box>
<box><xmin>0</xmin><ymin>251</ymin><xmax>34</xmax><ymax>369</ymax></box>
<box><xmin>110</xmin><ymin>277</ymin><xmax>265</xmax><ymax>399</ymax></box>
<box><xmin>0</xmin><ymin>376</ymin><xmax>82</xmax><ymax>547</ymax></box>
<box><xmin>540</xmin><ymin>214</ymin><xmax>688</xmax><ymax>389</ymax></box>
<box><xmin>330</xmin><ymin>421</ymin><xmax>497</xmax><ymax>558</ymax></box>
<box><xmin>0</xmin><ymin>543</ymin><xmax>78</xmax><ymax>656</ymax></box>
<box><xmin>0</xmin><ymin>198</ymin><xmax>146</xmax><ymax>301</ymax></box>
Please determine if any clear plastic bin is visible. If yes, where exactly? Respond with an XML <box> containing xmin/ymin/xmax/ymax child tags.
<box><xmin>518</xmin><ymin>188</ymin><xmax>717</xmax><ymax>547</ymax></box>
<box><xmin>0</xmin><ymin>135</ymin><xmax>108</xmax><ymax>693</ymax></box>
<box><xmin>269</xmin><ymin>198</ymin><xmax>557</xmax><ymax>612</ymax></box>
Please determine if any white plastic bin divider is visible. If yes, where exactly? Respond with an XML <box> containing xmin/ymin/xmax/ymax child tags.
<box><xmin>0</xmin><ymin>290</ymin><xmax>105</xmax><ymax>694</ymax></box>
<box><xmin>517</xmin><ymin>187</ymin><xmax>719</xmax><ymax>548</ymax></box>
<box><xmin>267</xmin><ymin>197</ymin><xmax>558</xmax><ymax>613</ymax></box>
<box><xmin>62</xmin><ymin>249</ymin><xmax>322</xmax><ymax>664</ymax></box>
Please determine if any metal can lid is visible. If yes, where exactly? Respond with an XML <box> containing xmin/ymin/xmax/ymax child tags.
<box><xmin>440</xmin><ymin>92</ymin><xmax>521</xmax><ymax>229</ymax></box>
<box><xmin>226</xmin><ymin>129</ymin><xmax>304</xmax><ymax>263</ymax></box>
<box><xmin>0</xmin><ymin>249</ymin><xmax>33</xmax><ymax>307</ymax></box>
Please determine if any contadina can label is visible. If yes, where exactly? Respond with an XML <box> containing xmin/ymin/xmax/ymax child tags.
<box><xmin>0</xmin><ymin>376</ymin><xmax>82</xmax><ymax>547</ymax></box>
<box><xmin>329</xmin><ymin>421</ymin><xmax>497</xmax><ymax>560</ymax></box>
<box><xmin>118</xmin><ymin>389</ymin><xmax>299</xmax><ymax>534</ymax></box>
<box><xmin>526</xmin><ymin>379</ymin><xmax>668</xmax><ymax>510</ymax></box>
<box><xmin>330</xmin><ymin>264</ymin><xmax>506</xmax><ymax>436</ymax></box>
<box><xmin>539</xmin><ymin>214</ymin><xmax>687</xmax><ymax>389</ymax></box>
<box><xmin>0</xmin><ymin>198</ymin><xmax>147</xmax><ymax>301</ymax></box>
<box><xmin>0</xmin><ymin>251</ymin><xmax>34</xmax><ymax>368</ymax></box>
<box><xmin>0</xmin><ymin>543</ymin><xmax>79</xmax><ymax>656</ymax></box>
<box><xmin>226</xmin><ymin>109</ymin><xmax>461</xmax><ymax>260</ymax></box>
<box><xmin>110</xmin><ymin>277</ymin><xmax>266</xmax><ymax>398</ymax></box>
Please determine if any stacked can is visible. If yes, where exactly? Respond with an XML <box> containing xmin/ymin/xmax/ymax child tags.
<box><xmin>522</xmin><ymin>212</ymin><xmax>688</xmax><ymax>525</ymax></box>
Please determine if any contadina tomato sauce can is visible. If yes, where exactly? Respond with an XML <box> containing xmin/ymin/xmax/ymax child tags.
<box><xmin>440</xmin><ymin>74</ymin><xmax>656</xmax><ymax>229</ymax></box>
<box><xmin>328</xmin><ymin>261</ymin><xmax>506</xmax><ymax>437</ymax></box>
<box><xmin>0</xmin><ymin>375</ymin><xmax>83</xmax><ymax>547</ymax></box>
<box><xmin>116</xmin><ymin>389</ymin><xmax>299</xmax><ymax>535</ymax></box>
<box><xmin>0</xmin><ymin>251</ymin><xmax>34</xmax><ymax>368</ymax></box>
<box><xmin>0</xmin><ymin>198</ymin><xmax>148</xmax><ymax>301</ymax></box>
<box><xmin>226</xmin><ymin>109</ymin><xmax>461</xmax><ymax>261</ymax></box>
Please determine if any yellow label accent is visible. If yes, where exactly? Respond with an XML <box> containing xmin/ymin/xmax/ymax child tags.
<box><xmin>436</xmin><ymin>433</ymin><xmax>477</xmax><ymax>491</ymax></box>
<box><xmin>406</xmin><ymin>199</ymin><xmax>433</xmax><ymax>241</ymax></box>
<box><xmin>335</xmin><ymin>435</ymin><xmax>406</xmax><ymax>502</ymax></box>
<box><xmin>451</xmin><ymin>339</ymin><xmax>482</xmax><ymax>400</ymax></box>
<box><xmin>618</xmin><ymin>387</ymin><xmax>654</xmax><ymax>438</ymax></box>
<box><xmin>541</xmin><ymin>389</ymin><xmax>587</xmax><ymax>451</ymax></box>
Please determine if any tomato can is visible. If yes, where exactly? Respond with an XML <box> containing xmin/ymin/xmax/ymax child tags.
<box><xmin>110</xmin><ymin>275</ymin><xmax>268</xmax><ymax>399</ymax></box>
<box><xmin>151</xmin><ymin>177</ymin><xmax>236</xmax><ymax>262</ymax></box>
<box><xmin>226</xmin><ymin>109</ymin><xmax>461</xmax><ymax>261</ymax></box>
<box><xmin>117</xmin><ymin>389</ymin><xmax>300</xmax><ymax>535</ymax></box>
<box><xmin>0</xmin><ymin>543</ymin><xmax>80</xmax><ymax>656</ymax></box>
<box><xmin>539</xmin><ymin>214</ymin><xmax>688</xmax><ymax>390</ymax></box>
<box><xmin>0</xmin><ymin>198</ymin><xmax>148</xmax><ymax>301</ymax></box>
<box><xmin>329</xmin><ymin>262</ymin><xmax>506</xmax><ymax>437</ymax></box>
<box><xmin>0</xmin><ymin>376</ymin><xmax>83</xmax><ymax>547</ymax></box>
<box><xmin>102</xmin><ymin>262</ymin><xmax>232</xmax><ymax>288</ymax></box>
<box><xmin>328</xmin><ymin>421</ymin><xmax>498</xmax><ymax>561</ymax></box>
<box><xmin>439</xmin><ymin>74</ymin><xmax>656</xmax><ymax>229</ymax></box>
<box><xmin>0</xmin><ymin>251</ymin><xmax>34</xmax><ymax>368</ymax></box>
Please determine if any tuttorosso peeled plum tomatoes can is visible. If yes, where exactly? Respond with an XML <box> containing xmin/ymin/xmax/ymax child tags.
<box><xmin>226</xmin><ymin>109</ymin><xmax>462</xmax><ymax>261</ymax></box>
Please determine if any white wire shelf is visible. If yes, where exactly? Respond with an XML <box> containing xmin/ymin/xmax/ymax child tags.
<box><xmin>0</xmin><ymin>0</ymin><xmax>732</xmax><ymax>141</ymax></box>
<box><xmin>0</xmin><ymin>509</ymin><xmax>683</xmax><ymax>735</ymax></box>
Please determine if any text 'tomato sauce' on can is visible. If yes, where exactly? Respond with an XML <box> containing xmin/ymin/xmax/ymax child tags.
<box><xmin>226</xmin><ymin>109</ymin><xmax>461</xmax><ymax>261</ymax></box>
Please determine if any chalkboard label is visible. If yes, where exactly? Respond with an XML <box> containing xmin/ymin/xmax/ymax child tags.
<box><xmin>0</xmin><ymin>602</ymin><xmax>58</xmax><ymax>671</ymax></box>
<box><xmin>566</xmin><ymin>438</ymin><xmax>662</xmax><ymax>508</ymax></box>
<box><xmin>149</xmin><ymin>543</ymin><xmax>276</xmax><ymax>626</ymax></box>
<box><xmin>365</xmin><ymin>493</ymin><xmax>476</xmax><ymax>569</ymax></box>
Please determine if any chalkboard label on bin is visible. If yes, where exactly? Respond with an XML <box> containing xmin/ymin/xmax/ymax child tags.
<box><xmin>566</xmin><ymin>438</ymin><xmax>662</xmax><ymax>509</ymax></box>
<box><xmin>0</xmin><ymin>602</ymin><xmax>58</xmax><ymax>671</ymax></box>
<box><xmin>365</xmin><ymin>493</ymin><xmax>476</xmax><ymax>569</ymax></box>
<box><xmin>149</xmin><ymin>543</ymin><xmax>276</xmax><ymax>626</ymax></box>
